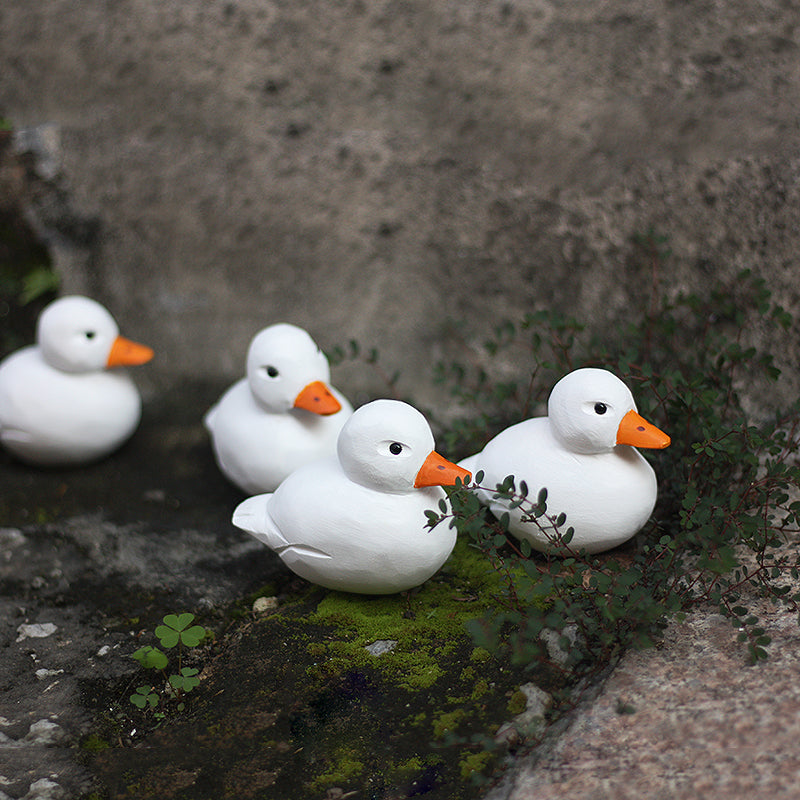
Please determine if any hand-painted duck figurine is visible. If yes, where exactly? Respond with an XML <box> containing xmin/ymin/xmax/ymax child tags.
<box><xmin>460</xmin><ymin>368</ymin><xmax>670</xmax><ymax>554</ymax></box>
<box><xmin>0</xmin><ymin>295</ymin><xmax>154</xmax><ymax>466</ymax></box>
<box><xmin>232</xmin><ymin>399</ymin><xmax>472</xmax><ymax>594</ymax></box>
<box><xmin>204</xmin><ymin>323</ymin><xmax>353</xmax><ymax>495</ymax></box>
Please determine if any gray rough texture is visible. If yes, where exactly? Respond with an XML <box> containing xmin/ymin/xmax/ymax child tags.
<box><xmin>0</xmin><ymin>385</ymin><xmax>281</xmax><ymax>800</ymax></box>
<box><xmin>2</xmin><ymin>1</ymin><xmax>800</xmax><ymax>799</ymax></box>
<box><xmin>1</xmin><ymin>0</ymin><xmax>799</xmax><ymax>411</ymax></box>
<box><xmin>490</xmin><ymin>591</ymin><xmax>800</xmax><ymax>800</ymax></box>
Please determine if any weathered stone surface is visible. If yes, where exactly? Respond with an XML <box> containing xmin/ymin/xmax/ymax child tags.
<box><xmin>1</xmin><ymin>1</ymin><xmax>798</xmax><ymax>412</ymax></box>
<box><xmin>1</xmin><ymin>2</ymin><xmax>800</xmax><ymax>799</ymax></box>
<box><xmin>0</xmin><ymin>384</ymin><xmax>282</xmax><ymax>799</ymax></box>
<box><xmin>490</xmin><ymin>594</ymin><xmax>800</xmax><ymax>800</ymax></box>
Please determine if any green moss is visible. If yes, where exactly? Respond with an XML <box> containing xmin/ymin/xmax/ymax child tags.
<box><xmin>302</xmin><ymin>536</ymin><xmax>508</xmax><ymax>691</ymax></box>
<box><xmin>0</xmin><ymin>180</ymin><xmax>59</xmax><ymax>356</ymax></box>
<box><xmin>395</xmin><ymin>756</ymin><xmax>425</xmax><ymax>780</ymax></box>
<box><xmin>389</xmin><ymin>653</ymin><xmax>444</xmax><ymax>690</ymax></box>
<box><xmin>506</xmin><ymin>690</ymin><xmax>528</xmax><ymax>716</ymax></box>
<box><xmin>432</xmin><ymin>709</ymin><xmax>467</xmax><ymax>740</ymax></box>
<box><xmin>470</xmin><ymin>647</ymin><xmax>491</xmax><ymax>663</ymax></box>
<box><xmin>471</xmin><ymin>679</ymin><xmax>489</xmax><ymax>700</ymax></box>
<box><xmin>459</xmin><ymin>750</ymin><xmax>495</xmax><ymax>782</ymax></box>
<box><xmin>410</xmin><ymin>711</ymin><xmax>428</xmax><ymax>727</ymax></box>
<box><xmin>311</xmin><ymin>748</ymin><xmax>365</xmax><ymax>791</ymax></box>
<box><xmin>306</xmin><ymin>642</ymin><xmax>327</xmax><ymax>658</ymax></box>
<box><xmin>80</xmin><ymin>733</ymin><xmax>110</xmax><ymax>753</ymax></box>
<box><xmin>232</xmin><ymin>536</ymin><xmax>550</xmax><ymax>795</ymax></box>
<box><xmin>86</xmin><ymin>535</ymin><xmax>565</xmax><ymax>799</ymax></box>
<box><xmin>435</xmin><ymin>641</ymin><xmax>458</xmax><ymax>657</ymax></box>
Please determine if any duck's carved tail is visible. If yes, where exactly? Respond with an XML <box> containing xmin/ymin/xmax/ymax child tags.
<box><xmin>202</xmin><ymin>404</ymin><xmax>218</xmax><ymax>434</ymax></box>
<box><xmin>232</xmin><ymin>494</ymin><xmax>287</xmax><ymax>551</ymax></box>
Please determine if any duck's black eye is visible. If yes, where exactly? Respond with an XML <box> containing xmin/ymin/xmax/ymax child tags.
<box><xmin>264</xmin><ymin>365</ymin><xmax>279</xmax><ymax>378</ymax></box>
<box><xmin>85</xmin><ymin>331</ymin><xmax>96</xmax><ymax>340</ymax></box>
<box><xmin>389</xmin><ymin>442</ymin><xmax>403</xmax><ymax>455</ymax></box>
<box><xmin>594</xmin><ymin>402</ymin><xmax>608</xmax><ymax>415</ymax></box>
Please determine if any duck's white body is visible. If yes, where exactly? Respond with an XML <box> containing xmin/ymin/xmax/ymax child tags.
<box><xmin>462</xmin><ymin>368</ymin><xmax>670</xmax><ymax>554</ymax></box>
<box><xmin>204</xmin><ymin>323</ymin><xmax>353</xmax><ymax>494</ymax></box>
<box><xmin>0</xmin><ymin>296</ymin><xmax>153</xmax><ymax>466</ymax></box>
<box><xmin>205</xmin><ymin>378</ymin><xmax>352</xmax><ymax>495</ymax></box>
<box><xmin>233</xmin><ymin>399</ymin><xmax>471</xmax><ymax>594</ymax></box>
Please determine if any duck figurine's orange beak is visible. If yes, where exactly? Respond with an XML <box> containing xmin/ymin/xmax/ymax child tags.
<box><xmin>294</xmin><ymin>380</ymin><xmax>342</xmax><ymax>415</ymax></box>
<box><xmin>616</xmin><ymin>409</ymin><xmax>671</xmax><ymax>449</ymax></box>
<box><xmin>415</xmin><ymin>450</ymin><xmax>472</xmax><ymax>488</ymax></box>
<box><xmin>106</xmin><ymin>336</ymin><xmax>154</xmax><ymax>368</ymax></box>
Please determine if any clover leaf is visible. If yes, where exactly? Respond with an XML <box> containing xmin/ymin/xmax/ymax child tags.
<box><xmin>155</xmin><ymin>613</ymin><xmax>206</xmax><ymax>649</ymax></box>
<box><xmin>131</xmin><ymin>645</ymin><xmax>169</xmax><ymax>671</ymax></box>
<box><xmin>168</xmin><ymin>667</ymin><xmax>201</xmax><ymax>693</ymax></box>
<box><xmin>130</xmin><ymin>686</ymin><xmax>159</xmax><ymax>709</ymax></box>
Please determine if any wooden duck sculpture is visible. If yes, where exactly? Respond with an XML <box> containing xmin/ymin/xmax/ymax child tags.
<box><xmin>204</xmin><ymin>323</ymin><xmax>353</xmax><ymax>494</ymax></box>
<box><xmin>232</xmin><ymin>399</ymin><xmax>471</xmax><ymax>594</ymax></box>
<box><xmin>460</xmin><ymin>368</ymin><xmax>670</xmax><ymax>554</ymax></box>
<box><xmin>0</xmin><ymin>295</ymin><xmax>153</xmax><ymax>465</ymax></box>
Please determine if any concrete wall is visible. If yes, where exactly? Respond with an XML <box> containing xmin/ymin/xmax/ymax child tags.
<box><xmin>1</xmin><ymin>0</ymin><xmax>798</xmax><ymax>412</ymax></box>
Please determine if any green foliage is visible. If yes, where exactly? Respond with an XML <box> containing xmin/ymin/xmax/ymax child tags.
<box><xmin>168</xmin><ymin>667</ymin><xmax>201</xmax><ymax>692</ymax></box>
<box><xmin>326</xmin><ymin>338</ymin><xmax>401</xmax><ymax>397</ymax></box>
<box><xmin>230</xmin><ymin>535</ymin><xmax>554</xmax><ymax>793</ymax></box>
<box><xmin>129</xmin><ymin>612</ymin><xmax>208</xmax><ymax>711</ymax></box>
<box><xmin>0</xmin><ymin>119</ymin><xmax>60</xmax><ymax>355</ymax></box>
<box><xmin>18</xmin><ymin>265</ymin><xmax>60</xmax><ymax>305</ymax></box>
<box><xmin>80</xmin><ymin>733</ymin><xmax>111</xmax><ymax>753</ymax></box>
<box><xmin>130</xmin><ymin>645</ymin><xmax>168</xmax><ymax>671</ymax></box>
<box><xmin>309</xmin><ymin>748</ymin><xmax>366</xmax><ymax>792</ymax></box>
<box><xmin>430</xmin><ymin>260</ymin><xmax>800</xmax><ymax>672</ymax></box>
<box><xmin>130</xmin><ymin>685</ymin><xmax>159</xmax><ymax>710</ymax></box>
<box><xmin>433</xmin><ymin>309</ymin><xmax>593</xmax><ymax>461</ymax></box>
<box><xmin>305</xmin><ymin>535</ymin><xmax>530</xmax><ymax>691</ymax></box>
<box><xmin>154</xmin><ymin>613</ymin><xmax>206</xmax><ymax>648</ymax></box>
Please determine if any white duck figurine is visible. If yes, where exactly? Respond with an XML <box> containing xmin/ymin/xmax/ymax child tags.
<box><xmin>204</xmin><ymin>323</ymin><xmax>353</xmax><ymax>495</ymax></box>
<box><xmin>232</xmin><ymin>399</ymin><xmax>472</xmax><ymax>595</ymax></box>
<box><xmin>0</xmin><ymin>295</ymin><xmax>154</xmax><ymax>466</ymax></box>
<box><xmin>460</xmin><ymin>368</ymin><xmax>670</xmax><ymax>554</ymax></box>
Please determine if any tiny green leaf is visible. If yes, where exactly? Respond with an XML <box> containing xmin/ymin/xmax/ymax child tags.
<box><xmin>155</xmin><ymin>625</ymin><xmax>180</xmax><ymax>648</ymax></box>
<box><xmin>180</xmin><ymin>626</ymin><xmax>206</xmax><ymax>648</ymax></box>
<box><xmin>130</xmin><ymin>686</ymin><xmax>158</xmax><ymax>709</ymax></box>
<box><xmin>165</xmin><ymin>613</ymin><xmax>195</xmax><ymax>632</ymax></box>
<box><xmin>131</xmin><ymin>646</ymin><xmax>169</xmax><ymax>670</ymax></box>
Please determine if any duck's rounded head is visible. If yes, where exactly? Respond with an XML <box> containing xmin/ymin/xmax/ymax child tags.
<box><xmin>337</xmin><ymin>399</ymin><xmax>470</xmax><ymax>493</ymax></box>
<box><xmin>37</xmin><ymin>295</ymin><xmax>153</xmax><ymax>373</ymax></box>
<box><xmin>548</xmin><ymin>367</ymin><xmax>670</xmax><ymax>454</ymax></box>
<box><xmin>245</xmin><ymin>323</ymin><xmax>340</xmax><ymax>415</ymax></box>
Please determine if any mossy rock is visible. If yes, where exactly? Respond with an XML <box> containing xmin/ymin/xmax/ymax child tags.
<box><xmin>85</xmin><ymin>538</ymin><xmax>569</xmax><ymax>799</ymax></box>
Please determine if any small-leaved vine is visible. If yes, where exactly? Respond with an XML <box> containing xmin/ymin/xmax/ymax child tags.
<box><xmin>326</xmin><ymin>338</ymin><xmax>402</xmax><ymax>398</ymax></box>
<box><xmin>428</xmin><ymin>253</ymin><xmax>800</xmax><ymax>676</ymax></box>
